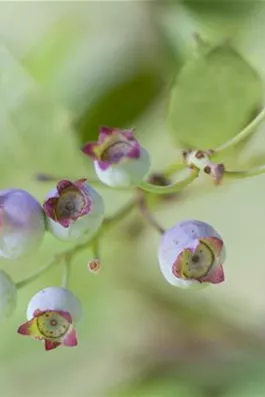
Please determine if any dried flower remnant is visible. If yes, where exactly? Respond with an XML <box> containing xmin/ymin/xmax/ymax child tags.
<box><xmin>158</xmin><ymin>220</ymin><xmax>225</xmax><ymax>288</ymax></box>
<box><xmin>43</xmin><ymin>179</ymin><xmax>104</xmax><ymax>241</ymax></box>
<box><xmin>183</xmin><ymin>150</ymin><xmax>225</xmax><ymax>184</ymax></box>
<box><xmin>82</xmin><ymin>127</ymin><xmax>150</xmax><ymax>188</ymax></box>
<box><xmin>87</xmin><ymin>258</ymin><xmax>101</xmax><ymax>273</ymax></box>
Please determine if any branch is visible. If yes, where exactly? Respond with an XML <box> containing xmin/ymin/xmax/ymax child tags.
<box><xmin>214</xmin><ymin>106</ymin><xmax>265</xmax><ymax>154</ymax></box>
<box><xmin>61</xmin><ymin>256</ymin><xmax>72</xmax><ymax>288</ymax></box>
<box><xmin>16</xmin><ymin>165</ymin><xmax>199</xmax><ymax>289</ymax></box>
<box><xmin>224</xmin><ymin>164</ymin><xmax>265</xmax><ymax>179</ymax></box>
<box><xmin>15</xmin><ymin>199</ymin><xmax>136</xmax><ymax>289</ymax></box>
<box><xmin>15</xmin><ymin>257</ymin><xmax>58</xmax><ymax>289</ymax></box>
<box><xmin>136</xmin><ymin>190</ymin><xmax>165</xmax><ymax>234</ymax></box>
<box><xmin>138</xmin><ymin>168</ymin><xmax>199</xmax><ymax>194</ymax></box>
<box><xmin>35</xmin><ymin>172</ymin><xmax>107</xmax><ymax>187</ymax></box>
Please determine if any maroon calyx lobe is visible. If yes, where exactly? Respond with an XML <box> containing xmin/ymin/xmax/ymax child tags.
<box><xmin>43</xmin><ymin>179</ymin><xmax>91</xmax><ymax>228</ymax></box>
<box><xmin>197</xmin><ymin>264</ymin><xmax>225</xmax><ymax>284</ymax></box>
<box><xmin>98</xmin><ymin>126</ymin><xmax>116</xmax><ymax>142</ymax></box>
<box><xmin>82</xmin><ymin>126</ymin><xmax>141</xmax><ymax>171</ymax></box>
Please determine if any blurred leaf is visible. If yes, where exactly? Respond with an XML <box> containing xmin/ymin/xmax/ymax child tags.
<box><xmin>22</xmin><ymin>18</ymin><xmax>80</xmax><ymax>84</ymax></box>
<box><xmin>167</xmin><ymin>42</ymin><xmax>263</xmax><ymax>149</ymax></box>
<box><xmin>245</xmin><ymin>152</ymin><xmax>265</xmax><ymax>168</ymax></box>
<box><xmin>180</xmin><ymin>0</ymin><xmax>258</xmax><ymax>15</ymax></box>
<box><xmin>223</xmin><ymin>382</ymin><xmax>265</xmax><ymax>397</ymax></box>
<box><xmin>126</xmin><ymin>276</ymin><xmax>263</xmax><ymax>350</ymax></box>
<box><xmin>74</xmin><ymin>67</ymin><xmax>164</xmax><ymax>144</ymax></box>
<box><xmin>110</xmin><ymin>377</ymin><xmax>200</xmax><ymax>397</ymax></box>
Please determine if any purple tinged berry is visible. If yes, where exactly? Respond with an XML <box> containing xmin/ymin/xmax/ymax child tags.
<box><xmin>0</xmin><ymin>189</ymin><xmax>45</xmax><ymax>259</ymax></box>
<box><xmin>158</xmin><ymin>220</ymin><xmax>226</xmax><ymax>289</ymax></box>
<box><xmin>0</xmin><ymin>270</ymin><xmax>17</xmax><ymax>322</ymax></box>
<box><xmin>26</xmin><ymin>286</ymin><xmax>82</xmax><ymax>323</ymax></box>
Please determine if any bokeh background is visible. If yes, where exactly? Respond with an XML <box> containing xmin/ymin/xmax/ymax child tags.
<box><xmin>1</xmin><ymin>1</ymin><xmax>265</xmax><ymax>396</ymax></box>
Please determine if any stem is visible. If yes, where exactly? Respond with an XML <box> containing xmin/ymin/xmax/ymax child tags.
<box><xmin>136</xmin><ymin>190</ymin><xmax>165</xmax><ymax>234</ymax></box>
<box><xmin>35</xmin><ymin>172</ymin><xmax>105</xmax><ymax>187</ymax></box>
<box><xmin>91</xmin><ymin>238</ymin><xmax>100</xmax><ymax>259</ymax></box>
<box><xmin>163</xmin><ymin>162</ymin><xmax>186</xmax><ymax>178</ymax></box>
<box><xmin>224</xmin><ymin>164</ymin><xmax>265</xmax><ymax>179</ymax></box>
<box><xmin>15</xmin><ymin>258</ymin><xmax>57</xmax><ymax>289</ymax></box>
<box><xmin>138</xmin><ymin>168</ymin><xmax>199</xmax><ymax>195</ymax></box>
<box><xmin>35</xmin><ymin>173</ymin><xmax>60</xmax><ymax>182</ymax></box>
<box><xmin>16</xmin><ymin>164</ymin><xmax>197</xmax><ymax>290</ymax></box>
<box><xmin>214</xmin><ymin>106</ymin><xmax>265</xmax><ymax>154</ymax></box>
<box><xmin>15</xmin><ymin>200</ymin><xmax>136</xmax><ymax>289</ymax></box>
<box><xmin>104</xmin><ymin>199</ymin><xmax>135</xmax><ymax>228</ymax></box>
<box><xmin>61</xmin><ymin>257</ymin><xmax>72</xmax><ymax>288</ymax></box>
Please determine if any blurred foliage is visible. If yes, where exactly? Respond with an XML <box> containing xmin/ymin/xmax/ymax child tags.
<box><xmin>75</xmin><ymin>67</ymin><xmax>165</xmax><ymax>144</ymax></box>
<box><xmin>180</xmin><ymin>0</ymin><xmax>258</xmax><ymax>16</ymax></box>
<box><xmin>109</xmin><ymin>377</ymin><xmax>201</xmax><ymax>397</ymax></box>
<box><xmin>168</xmin><ymin>41</ymin><xmax>263</xmax><ymax>149</ymax></box>
<box><xmin>23</xmin><ymin>18</ymin><xmax>81</xmax><ymax>85</ymax></box>
<box><xmin>1</xmin><ymin>1</ymin><xmax>265</xmax><ymax>397</ymax></box>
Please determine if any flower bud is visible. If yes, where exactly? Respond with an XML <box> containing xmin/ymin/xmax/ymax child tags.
<box><xmin>82</xmin><ymin>126</ymin><xmax>151</xmax><ymax>188</ymax></box>
<box><xmin>158</xmin><ymin>220</ymin><xmax>226</xmax><ymax>289</ymax></box>
<box><xmin>43</xmin><ymin>179</ymin><xmax>104</xmax><ymax>242</ymax></box>
<box><xmin>0</xmin><ymin>270</ymin><xmax>17</xmax><ymax>323</ymax></box>
<box><xmin>0</xmin><ymin>189</ymin><xmax>45</xmax><ymax>259</ymax></box>
<box><xmin>17</xmin><ymin>287</ymin><xmax>82</xmax><ymax>351</ymax></box>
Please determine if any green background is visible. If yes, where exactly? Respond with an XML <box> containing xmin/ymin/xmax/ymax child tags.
<box><xmin>1</xmin><ymin>1</ymin><xmax>265</xmax><ymax>396</ymax></box>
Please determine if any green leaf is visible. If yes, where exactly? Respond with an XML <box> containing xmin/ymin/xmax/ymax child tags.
<box><xmin>74</xmin><ymin>67</ymin><xmax>164</xmax><ymax>144</ymax></box>
<box><xmin>167</xmin><ymin>43</ymin><xmax>263</xmax><ymax>149</ymax></box>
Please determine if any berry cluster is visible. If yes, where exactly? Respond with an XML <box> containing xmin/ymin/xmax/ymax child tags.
<box><xmin>0</xmin><ymin>123</ymin><xmax>263</xmax><ymax>351</ymax></box>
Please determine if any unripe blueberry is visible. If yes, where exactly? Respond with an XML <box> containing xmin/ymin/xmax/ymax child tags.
<box><xmin>26</xmin><ymin>286</ymin><xmax>82</xmax><ymax>323</ymax></box>
<box><xmin>82</xmin><ymin>127</ymin><xmax>151</xmax><ymax>188</ymax></box>
<box><xmin>43</xmin><ymin>179</ymin><xmax>104</xmax><ymax>242</ymax></box>
<box><xmin>0</xmin><ymin>189</ymin><xmax>45</xmax><ymax>259</ymax></box>
<box><xmin>0</xmin><ymin>270</ymin><xmax>17</xmax><ymax>322</ymax></box>
<box><xmin>17</xmin><ymin>287</ymin><xmax>82</xmax><ymax>351</ymax></box>
<box><xmin>158</xmin><ymin>220</ymin><xmax>226</xmax><ymax>289</ymax></box>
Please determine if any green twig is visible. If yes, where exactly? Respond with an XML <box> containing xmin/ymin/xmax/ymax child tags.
<box><xmin>163</xmin><ymin>162</ymin><xmax>186</xmax><ymax>178</ymax></box>
<box><xmin>136</xmin><ymin>189</ymin><xmax>165</xmax><ymax>234</ymax></box>
<box><xmin>91</xmin><ymin>237</ymin><xmax>100</xmax><ymax>259</ymax></box>
<box><xmin>15</xmin><ymin>199</ymin><xmax>136</xmax><ymax>290</ymax></box>
<box><xmin>15</xmin><ymin>257</ymin><xmax>57</xmax><ymax>289</ymax></box>
<box><xmin>224</xmin><ymin>164</ymin><xmax>265</xmax><ymax>179</ymax></box>
<box><xmin>61</xmin><ymin>256</ymin><xmax>72</xmax><ymax>288</ymax></box>
<box><xmin>35</xmin><ymin>172</ymin><xmax>107</xmax><ymax>187</ymax></box>
<box><xmin>138</xmin><ymin>168</ymin><xmax>199</xmax><ymax>194</ymax></box>
<box><xmin>104</xmin><ymin>199</ymin><xmax>136</xmax><ymax>228</ymax></box>
<box><xmin>16</xmin><ymin>164</ymin><xmax>199</xmax><ymax>290</ymax></box>
<box><xmin>214</xmin><ymin>106</ymin><xmax>265</xmax><ymax>154</ymax></box>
